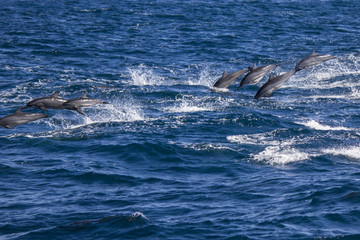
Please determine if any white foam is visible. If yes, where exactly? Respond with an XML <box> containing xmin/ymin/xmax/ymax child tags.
<box><xmin>251</xmin><ymin>146</ymin><xmax>309</xmax><ymax>165</ymax></box>
<box><xmin>349</xmin><ymin>87</ymin><xmax>360</xmax><ymax>99</ymax></box>
<box><xmin>130</xmin><ymin>211</ymin><xmax>149</xmax><ymax>221</ymax></box>
<box><xmin>297</xmin><ymin>120</ymin><xmax>351</xmax><ymax>131</ymax></box>
<box><xmin>164</xmin><ymin>95</ymin><xmax>216</xmax><ymax>113</ymax></box>
<box><xmin>128</xmin><ymin>64</ymin><xmax>165</xmax><ymax>86</ymax></box>
<box><xmin>322</xmin><ymin>146</ymin><xmax>360</xmax><ymax>160</ymax></box>
<box><xmin>227</xmin><ymin>131</ymin><xmax>296</xmax><ymax>146</ymax></box>
<box><xmin>227</xmin><ymin>131</ymin><xmax>312</xmax><ymax>165</ymax></box>
<box><xmin>210</xmin><ymin>87</ymin><xmax>230</xmax><ymax>93</ymax></box>
<box><xmin>171</xmin><ymin>141</ymin><xmax>236</xmax><ymax>152</ymax></box>
<box><xmin>227</xmin><ymin>133</ymin><xmax>280</xmax><ymax>146</ymax></box>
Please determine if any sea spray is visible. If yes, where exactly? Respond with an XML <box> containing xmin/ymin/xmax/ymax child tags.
<box><xmin>128</xmin><ymin>64</ymin><xmax>165</xmax><ymax>86</ymax></box>
<box><xmin>44</xmin><ymin>91</ymin><xmax>145</xmax><ymax>132</ymax></box>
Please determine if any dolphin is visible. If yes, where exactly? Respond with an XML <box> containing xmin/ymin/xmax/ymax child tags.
<box><xmin>62</xmin><ymin>92</ymin><xmax>108</xmax><ymax>115</ymax></box>
<box><xmin>254</xmin><ymin>69</ymin><xmax>296</xmax><ymax>99</ymax></box>
<box><xmin>295</xmin><ymin>50</ymin><xmax>336</xmax><ymax>72</ymax></box>
<box><xmin>0</xmin><ymin>107</ymin><xmax>49</xmax><ymax>129</ymax></box>
<box><xmin>23</xmin><ymin>90</ymin><xmax>67</xmax><ymax>111</ymax></box>
<box><xmin>238</xmin><ymin>63</ymin><xmax>278</xmax><ymax>89</ymax></box>
<box><xmin>212</xmin><ymin>69</ymin><xmax>249</xmax><ymax>89</ymax></box>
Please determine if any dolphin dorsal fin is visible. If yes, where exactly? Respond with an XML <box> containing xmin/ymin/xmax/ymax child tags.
<box><xmin>253</xmin><ymin>63</ymin><xmax>257</xmax><ymax>69</ymax></box>
<box><xmin>222</xmin><ymin>71</ymin><xmax>227</xmax><ymax>77</ymax></box>
<box><xmin>81</xmin><ymin>92</ymin><xmax>88</xmax><ymax>99</ymax></box>
<box><xmin>312</xmin><ymin>50</ymin><xmax>316</xmax><ymax>55</ymax></box>
<box><xmin>269</xmin><ymin>73</ymin><xmax>275</xmax><ymax>80</ymax></box>
<box><xmin>15</xmin><ymin>107</ymin><xmax>23</xmax><ymax>113</ymax></box>
<box><xmin>51</xmin><ymin>90</ymin><xmax>60</xmax><ymax>97</ymax></box>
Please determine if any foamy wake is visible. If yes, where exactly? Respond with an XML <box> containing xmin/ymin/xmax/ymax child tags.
<box><xmin>297</xmin><ymin>120</ymin><xmax>352</xmax><ymax>131</ymax></box>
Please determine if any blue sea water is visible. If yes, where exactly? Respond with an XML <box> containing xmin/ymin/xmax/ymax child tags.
<box><xmin>1</xmin><ymin>0</ymin><xmax>360</xmax><ymax>239</ymax></box>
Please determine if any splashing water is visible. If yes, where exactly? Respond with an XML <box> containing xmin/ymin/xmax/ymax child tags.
<box><xmin>128</xmin><ymin>64</ymin><xmax>165</xmax><ymax>86</ymax></box>
<box><xmin>164</xmin><ymin>95</ymin><xmax>217</xmax><ymax>113</ymax></box>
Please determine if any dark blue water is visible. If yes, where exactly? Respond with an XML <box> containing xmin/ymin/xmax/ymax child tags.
<box><xmin>1</xmin><ymin>1</ymin><xmax>360</xmax><ymax>239</ymax></box>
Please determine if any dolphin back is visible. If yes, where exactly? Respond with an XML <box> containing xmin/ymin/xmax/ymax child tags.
<box><xmin>255</xmin><ymin>69</ymin><xmax>296</xmax><ymax>99</ymax></box>
<box><xmin>238</xmin><ymin>64</ymin><xmax>278</xmax><ymax>89</ymax></box>
<box><xmin>0</xmin><ymin>108</ymin><xmax>48</xmax><ymax>128</ymax></box>
<box><xmin>213</xmin><ymin>69</ymin><xmax>248</xmax><ymax>88</ymax></box>
<box><xmin>295</xmin><ymin>51</ymin><xmax>336</xmax><ymax>71</ymax></box>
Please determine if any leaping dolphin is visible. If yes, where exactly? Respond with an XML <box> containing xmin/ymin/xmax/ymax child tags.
<box><xmin>295</xmin><ymin>50</ymin><xmax>336</xmax><ymax>72</ymax></box>
<box><xmin>23</xmin><ymin>90</ymin><xmax>67</xmax><ymax>111</ymax></box>
<box><xmin>0</xmin><ymin>107</ymin><xmax>49</xmax><ymax>129</ymax></box>
<box><xmin>62</xmin><ymin>92</ymin><xmax>108</xmax><ymax>115</ymax></box>
<box><xmin>212</xmin><ymin>69</ymin><xmax>249</xmax><ymax>89</ymax></box>
<box><xmin>254</xmin><ymin>69</ymin><xmax>296</xmax><ymax>99</ymax></box>
<box><xmin>238</xmin><ymin>63</ymin><xmax>278</xmax><ymax>89</ymax></box>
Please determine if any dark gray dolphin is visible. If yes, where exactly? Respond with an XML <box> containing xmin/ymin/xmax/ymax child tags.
<box><xmin>254</xmin><ymin>69</ymin><xmax>296</xmax><ymax>99</ymax></box>
<box><xmin>238</xmin><ymin>63</ymin><xmax>278</xmax><ymax>89</ymax></box>
<box><xmin>62</xmin><ymin>92</ymin><xmax>108</xmax><ymax>115</ymax></box>
<box><xmin>212</xmin><ymin>69</ymin><xmax>249</xmax><ymax>89</ymax></box>
<box><xmin>0</xmin><ymin>107</ymin><xmax>49</xmax><ymax>129</ymax></box>
<box><xmin>295</xmin><ymin>50</ymin><xmax>336</xmax><ymax>72</ymax></box>
<box><xmin>23</xmin><ymin>90</ymin><xmax>67</xmax><ymax>111</ymax></box>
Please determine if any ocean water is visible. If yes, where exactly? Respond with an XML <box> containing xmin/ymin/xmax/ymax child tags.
<box><xmin>1</xmin><ymin>0</ymin><xmax>360</xmax><ymax>239</ymax></box>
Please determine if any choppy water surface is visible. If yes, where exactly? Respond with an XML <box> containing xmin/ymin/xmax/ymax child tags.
<box><xmin>1</xmin><ymin>1</ymin><xmax>360</xmax><ymax>239</ymax></box>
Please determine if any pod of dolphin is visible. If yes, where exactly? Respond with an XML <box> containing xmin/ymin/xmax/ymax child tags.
<box><xmin>1</xmin><ymin>51</ymin><xmax>336</xmax><ymax>129</ymax></box>
<box><xmin>213</xmin><ymin>50</ymin><xmax>337</xmax><ymax>98</ymax></box>
<box><xmin>0</xmin><ymin>91</ymin><xmax>107</xmax><ymax>129</ymax></box>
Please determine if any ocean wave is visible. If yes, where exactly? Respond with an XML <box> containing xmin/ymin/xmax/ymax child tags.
<box><xmin>172</xmin><ymin>141</ymin><xmax>236</xmax><ymax>152</ymax></box>
<box><xmin>297</xmin><ymin>120</ymin><xmax>352</xmax><ymax>131</ymax></box>
<box><xmin>251</xmin><ymin>145</ymin><xmax>310</xmax><ymax>165</ymax></box>
<box><xmin>322</xmin><ymin>146</ymin><xmax>360</xmax><ymax>161</ymax></box>
<box><xmin>227</xmin><ymin>130</ymin><xmax>316</xmax><ymax>165</ymax></box>
<box><xmin>227</xmin><ymin>130</ymin><xmax>298</xmax><ymax>146</ymax></box>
